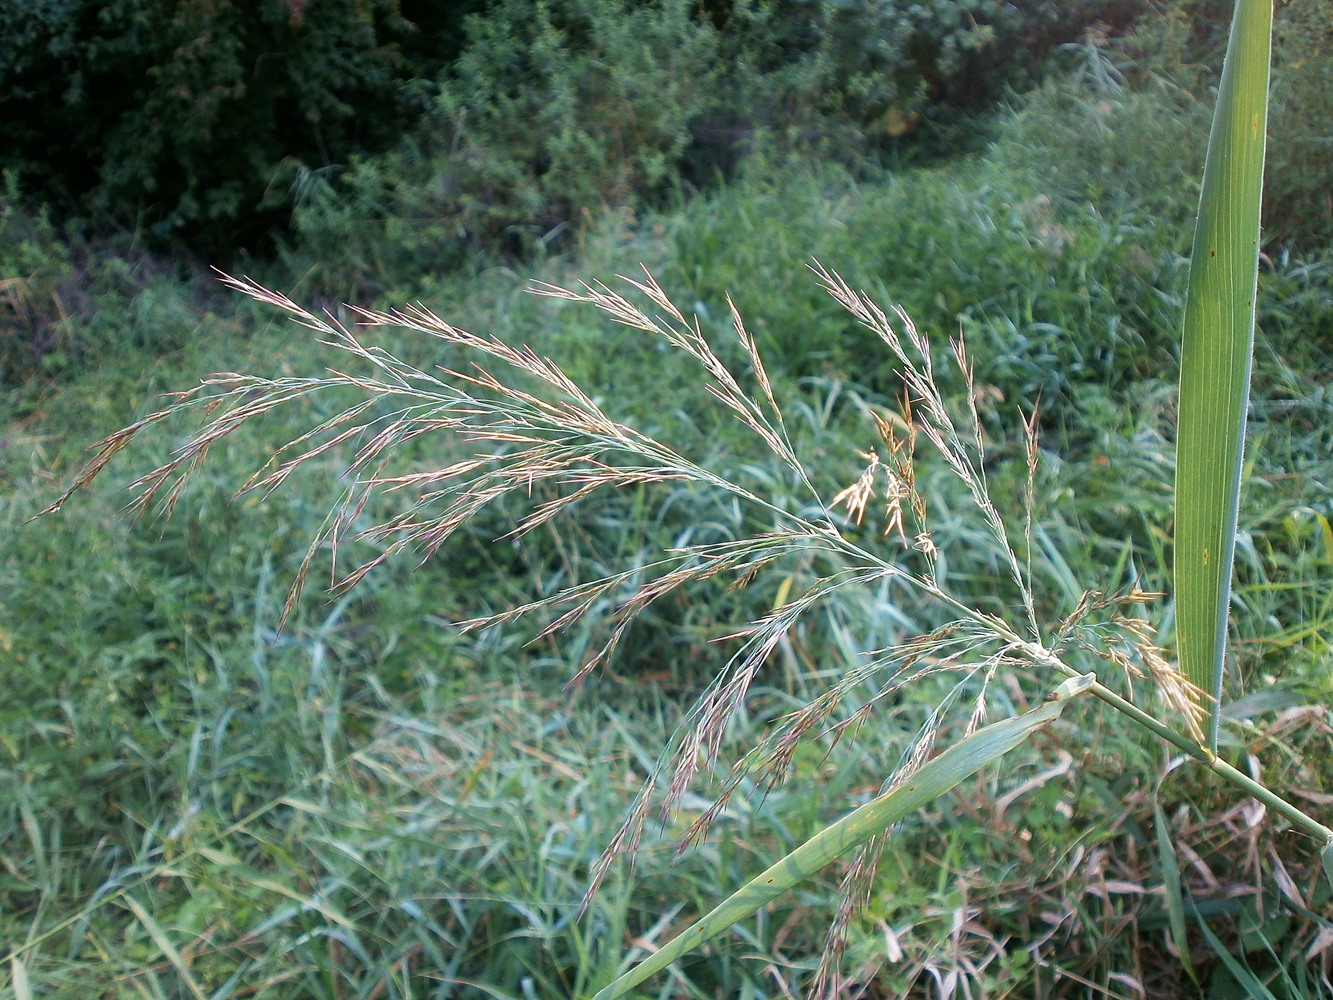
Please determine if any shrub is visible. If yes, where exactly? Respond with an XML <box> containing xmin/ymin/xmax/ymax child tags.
<box><xmin>0</xmin><ymin>174</ymin><xmax>79</xmax><ymax>384</ymax></box>
<box><xmin>0</xmin><ymin>174</ymin><xmax>220</xmax><ymax>387</ymax></box>
<box><xmin>699</xmin><ymin>0</ymin><xmax>1147</xmax><ymax>151</ymax></box>
<box><xmin>288</xmin><ymin>0</ymin><xmax>722</xmax><ymax>295</ymax></box>
<box><xmin>0</xmin><ymin>0</ymin><xmax>423</xmax><ymax>255</ymax></box>
<box><xmin>287</xmin><ymin>0</ymin><xmax>1146</xmax><ymax>296</ymax></box>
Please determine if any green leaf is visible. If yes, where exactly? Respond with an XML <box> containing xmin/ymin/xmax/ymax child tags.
<box><xmin>1154</xmin><ymin>802</ymin><xmax>1198</xmax><ymax>985</ymax></box>
<box><xmin>1193</xmin><ymin>903</ymin><xmax>1281</xmax><ymax>1000</ymax></box>
<box><xmin>590</xmin><ymin>676</ymin><xmax>1093</xmax><ymax>1000</ymax></box>
<box><xmin>124</xmin><ymin>895</ymin><xmax>208</xmax><ymax>1000</ymax></box>
<box><xmin>1174</xmin><ymin>0</ymin><xmax>1273</xmax><ymax>752</ymax></box>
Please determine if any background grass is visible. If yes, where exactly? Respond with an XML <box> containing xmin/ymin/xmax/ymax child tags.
<box><xmin>3</xmin><ymin>13</ymin><xmax>1332</xmax><ymax>998</ymax></box>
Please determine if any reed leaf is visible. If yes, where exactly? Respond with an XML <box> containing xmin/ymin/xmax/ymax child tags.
<box><xmin>590</xmin><ymin>675</ymin><xmax>1094</xmax><ymax>1000</ymax></box>
<box><xmin>1174</xmin><ymin>0</ymin><xmax>1272</xmax><ymax>751</ymax></box>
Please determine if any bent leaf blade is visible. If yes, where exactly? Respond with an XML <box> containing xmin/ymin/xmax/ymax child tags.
<box><xmin>591</xmin><ymin>679</ymin><xmax>1091</xmax><ymax>1000</ymax></box>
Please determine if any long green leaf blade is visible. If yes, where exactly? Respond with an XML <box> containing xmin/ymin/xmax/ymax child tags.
<box><xmin>1153</xmin><ymin>802</ymin><xmax>1198</xmax><ymax>984</ymax></box>
<box><xmin>1193</xmin><ymin>905</ymin><xmax>1282</xmax><ymax>1000</ymax></box>
<box><xmin>1175</xmin><ymin>0</ymin><xmax>1272</xmax><ymax>751</ymax></box>
<box><xmin>590</xmin><ymin>677</ymin><xmax>1093</xmax><ymax>1000</ymax></box>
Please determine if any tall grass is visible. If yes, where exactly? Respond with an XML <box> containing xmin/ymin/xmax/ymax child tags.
<box><xmin>12</xmin><ymin>4</ymin><xmax>1333</xmax><ymax>995</ymax></box>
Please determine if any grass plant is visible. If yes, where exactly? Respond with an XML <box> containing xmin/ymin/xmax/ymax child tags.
<box><xmin>9</xmin><ymin>4</ymin><xmax>1333</xmax><ymax>995</ymax></box>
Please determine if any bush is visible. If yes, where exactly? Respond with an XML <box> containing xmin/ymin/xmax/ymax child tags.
<box><xmin>0</xmin><ymin>0</ymin><xmax>424</xmax><ymax>255</ymax></box>
<box><xmin>287</xmin><ymin>0</ymin><xmax>722</xmax><ymax>295</ymax></box>
<box><xmin>287</xmin><ymin>0</ymin><xmax>1145</xmax><ymax>297</ymax></box>
<box><xmin>719</xmin><ymin>0</ymin><xmax>1145</xmax><ymax>129</ymax></box>
<box><xmin>0</xmin><ymin>174</ymin><xmax>217</xmax><ymax>387</ymax></box>
<box><xmin>0</xmin><ymin>174</ymin><xmax>79</xmax><ymax>384</ymax></box>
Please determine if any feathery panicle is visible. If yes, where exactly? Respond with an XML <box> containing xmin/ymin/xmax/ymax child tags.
<box><xmin>50</xmin><ymin>263</ymin><xmax>1190</xmax><ymax>993</ymax></box>
<box><xmin>811</xmin><ymin>262</ymin><xmax>1040</xmax><ymax>640</ymax></box>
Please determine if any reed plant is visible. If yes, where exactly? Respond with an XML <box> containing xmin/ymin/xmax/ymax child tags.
<box><xmin>38</xmin><ymin>0</ymin><xmax>1331</xmax><ymax>994</ymax></box>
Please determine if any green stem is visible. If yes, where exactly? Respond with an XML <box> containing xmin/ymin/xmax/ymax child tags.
<box><xmin>1009</xmin><ymin>636</ymin><xmax>1333</xmax><ymax>848</ymax></box>
<box><xmin>1086</xmin><ymin>680</ymin><xmax>1333</xmax><ymax>847</ymax></box>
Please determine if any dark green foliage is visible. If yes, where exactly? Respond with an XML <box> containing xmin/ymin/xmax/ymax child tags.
<box><xmin>0</xmin><ymin>0</ymin><xmax>421</xmax><ymax>254</ymax></box>
<box><xmin>0</xmin><ymin>172</ymin><xmax>213</xmax><ymax>386</ymax></box>
<box><xmin>14</xmin><ymin>0</ymin><xmax>1143</xmax><ymax>266</ymax></box>
<box><xmin>7</xmin><ymin>0</ymin><xmax>1328</xmax><ymax>271</ymax></box>
<box><xmin>754</xmin><ymin>0</ymin><xmax>1142</xmax><ymax>118</ymax></box>
<box><xmin>287</xmin><ymin>0</ymin><xmax>723</xmax><ymax>293</ymax></box>
<box><xmin>286</xmin><ymin>0</ymin><xmax>1142</xmax><ymax>296</ymax></box>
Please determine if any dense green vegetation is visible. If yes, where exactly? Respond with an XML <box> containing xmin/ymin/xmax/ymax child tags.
<box><xmin>0</xmin><ymin>0</ymin><xmax>1132</xmax><ymax>261</ymax></box>
<box><xmin>3</xmin><ymin>1</ymin><xmax>1332</xmax><ymax>997</ymax></box>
